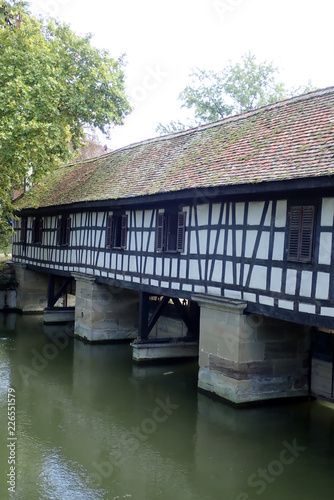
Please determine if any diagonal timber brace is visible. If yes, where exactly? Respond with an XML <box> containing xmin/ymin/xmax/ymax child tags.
<box><xmin>47</xmin><ymin>275</ymin><xmax>72</xmax><ymax>308</ymax></box>
<box><xmin>138</xmin><ymin>292</ymin><xmax>200</xmax><ymax>342</ymax></box>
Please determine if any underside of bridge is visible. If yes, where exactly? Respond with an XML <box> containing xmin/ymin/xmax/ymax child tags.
<box><xmin>12</xmin><ymin>264</ymin><xmax>323</xmax><ymax>407</ymax></box>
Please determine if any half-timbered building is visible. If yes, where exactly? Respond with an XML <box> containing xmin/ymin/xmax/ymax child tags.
<box><xmin>12</xmin><ymin>86</ymin><xmax>334</xmax><ymax>406</ymax></box>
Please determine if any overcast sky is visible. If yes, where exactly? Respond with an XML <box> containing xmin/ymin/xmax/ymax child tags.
<box><xmin>28</xmin><ymin>0</ymin><xmax>334</xmax><ymax>150</ymax></box>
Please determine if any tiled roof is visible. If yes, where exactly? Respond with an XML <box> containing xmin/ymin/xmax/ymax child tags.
<box><xmin>16</xmin><ymin>87</ymin><xmax>334</xmax><ymax>209</ymax></box>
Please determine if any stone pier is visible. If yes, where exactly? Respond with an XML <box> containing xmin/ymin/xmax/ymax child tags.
<box><xmin>13</xmin><ymin>264</ymin><xmax>49</xmax><ymax>313</ymax></box>
<box><xmin>193</xmin><ymin>294</ymin><xmax>311</xmax><ymax>405</ymax></box>
<box><xmin>72</xmin><ymin>273</ymin><xmax>139</xmax><ymax>342</ymax></box>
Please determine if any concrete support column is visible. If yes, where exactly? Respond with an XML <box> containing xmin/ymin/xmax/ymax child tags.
<box><xmin>13</xmin><ymin>264</ymin><xmax>49</xmax><ymax>313</ymax></box>
<box><xmin>193</xmin><ymin>294</ymin><xmax>311</xmax><ymax>405</ymax></box>
<box><xmin>72</xmin><ymin>273</ymin><xmax>139</xmax><ymax>342</ymax></box>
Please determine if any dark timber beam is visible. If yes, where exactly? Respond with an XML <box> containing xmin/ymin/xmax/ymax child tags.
<box><xmin>171</xmin><ymin>298</ymin><xmax>192</xmax><ymax>332</ymax></box>
<box><xmin>189</xmin><ymin>301</ymin><xmax>200</xmax><ymax>339</ymax></box>
<box><xmin>47</xmin><ymin>275</ymin><xmax>72</xmax><ymax>308</ymax></box>
<box><xmin>139</xmin><ymin>294</ymin><xmax>170</xmax><ymax>340</ymax></box>
<box><xmin>147</xmin><ymin>296</ymin><xmax>169</xmax><ymax>333</ymax></box>
<box><xmin>138</xmin><ymin>293</ymin><xmax>200</xmax><ymax>343</ymax></box>
<box><xmin>171</xmin><ymin>298</ymin><xmax>200</xmax><ymax>339</ymax></box>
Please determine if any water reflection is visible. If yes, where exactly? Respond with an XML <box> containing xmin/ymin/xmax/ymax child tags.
<box><xmin>0</xmin><ymin>315</ymin><xmax>334</xmax><ymax>499</ymax></box>
<box><xmin>0</xmin><ymin>312</ymin><xmax>16</xmax><ymax>331</ymax></box>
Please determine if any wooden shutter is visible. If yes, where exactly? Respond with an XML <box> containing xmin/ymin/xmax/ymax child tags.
<box><xmin>56</xmin><ymin>218</ymin><xmax>62</xmax><ymax>246</ymax></box>
<box><xmin>177</xmin><ymin>211</ymin><xmax>186</xmax><ymax>252</ymax></box>
<box><xmin>32</xmin><ymin>218</ymin><xmax>37</xmax><ymax>244</ymax></box>
<box><xmin>65</xmin><ymin>217</ymin><xmax>71</xmax><ymax>246</ymax></box>
<box><xmin>300</xmin><ymin>206</ymin><xmax>315</xmax><ymax>262</ymax></box>
<box><xmin>121</xmin><ymin>214</ymin><xmax>128</xmax><ymax>250</ymax></box>
<box><xmin>32</xmin><ymin>218</ymin><xmax>42</xmax><ymax>244</ymax></box>
<box><xmin>106</xmin><ymin>215</ymin><xmax>113</xmax><ymax>249</ymax></box>
<box><xmin>287</xmin><ymin>206</ymin><xmax>314</xmax><ymax>262</ymax></box>
<box><xmin>156</xmin><ymin>213</ymin><xmax>165</xmax><ymax>252</ymax></box>
<box><xmin>287</xmin><ymin>207</ymin><xmax>301</xmax><ymax>260</ymax></box>
<box><xmin>20</xmin><ymin>218</ymin><xmax>27</xmax><ymax>243</ymax></box>
<box><xmin>38</xmin><ymin>219</ymin><xmax>43</xmax><ymax>245</ymax></box>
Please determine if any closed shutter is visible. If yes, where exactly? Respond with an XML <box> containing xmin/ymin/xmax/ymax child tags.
<box><xmin>106</xmin><ymin>215</ymin><xmax>113</xmax><ymax>249</ymax></box>
<box><xmin>121</xmin><ymin>214</ymin><xmax>128</xmax><ymax>250</ymax></box>
<box><xmin>65</xmin><ymin>217</ymin><xmax>71</xmax><ymax>246</ymax></box>
<box><xmin>20</xmin><ymin>218</ymin><xmax>27</xmax><ymax>243</ymax></box>
<box><xmin>156</xmin><ymin>213</ymin><xmax>165</xmax><ymax>252</ymax></box>
<box><xmin>300</xmin><ymin>206</ymin><xmax>315</xmax><ymax>262</ymax></box>
<box><xmin>39</xmin><ymin>219</ymin><xmax>43</xmax><ymax>245</ymax></box>
<box><xmin>32</xmin><ymin>218</ymin><xmax>42</xmax><ymax>244</ymax></box>
<box><xmin>287</xmin><ymin>207</ymin><xmax>302</xmax><ymax>260</ymax></box>
<box><xmin>32</xmin><ymin>218</ymin><xmax>36</xmax><ymax>243</ymax></box>
<box><xmin>287</xmin><ymin>205</ymin><xmax>315</xmax><ymax>262</ymax></box>
<box><xmin>177</xmin><ymin>211</ymin><xmax>186</xmax><ymax>253</ymax></box>
<box><xmin>56</xmin><ymin>218</ymin><xmax>62</xmax><ymax>246</ymax></box>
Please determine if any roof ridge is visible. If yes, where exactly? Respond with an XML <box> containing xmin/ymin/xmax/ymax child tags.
<box><xmin>107</xmin><ymin>86</ymin><xmax>334</xmax><ymax>153</ymax></box>
<box><xmin>52</xmin><ymin>151</ymin><xmax>110</xmax><ymax>171</ymax></box>
<box><xmin>53</xmin><ymin>86</ymin><xmax>334</xmax><ymax>168</ymax></box>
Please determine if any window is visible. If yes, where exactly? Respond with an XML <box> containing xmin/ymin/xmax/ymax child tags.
<box><xmin>156</xmin><ymin>211</ymin><xmax>186</xmax><ymax>253</ymax></box>
<box><xmin>57</xmin><ymin>216</ymin><xmax>71</xmax><ymax>246</ymax></box>
<box><xmin>20</xmin><ymin>218</ymin><xmax>27</xmax><ymax>243</ymax></box>
<box><xmin>287</xmin><ymin>205</ymin><xmax>315</xmax><ymax>262</ymax></box>
<box><xmin>106</xmin><ymin>213</ymin><xmax>128</xmax><ymax>249</ymax></box>
<box><xmin>32</xmin><ymin>217</ymin><xmax>43</xmax><ymax>245</ymax></box>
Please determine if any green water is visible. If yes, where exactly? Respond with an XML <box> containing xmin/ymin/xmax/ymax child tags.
<box><xmin>0</xmin><ymin>314</ymin><xmax>334</xmax><ymax>500</ymax></box>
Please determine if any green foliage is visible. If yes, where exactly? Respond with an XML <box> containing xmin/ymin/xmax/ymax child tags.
<box><xmin>157</xmin><ymin>52</ymin><xmax>316</xmax><ymax>134</ymax></box>
<box><xmin>156</xmin><ymin>119</ymin><xmax>189</xmax><ymax>135</ymax></box>
<box><xmin>0</xmin><ymin>262</ymin><xmax>17</xmax><ymax>290</ymax></box>
<box><xmin>0</xmin><ymin>1</ymin><xmax>28</xmax><ymax>27</ymax></box>
<box><xmin>0</xmin><ymin>1</ymin><xmax>131</xmax><ymax>243</ymax></box>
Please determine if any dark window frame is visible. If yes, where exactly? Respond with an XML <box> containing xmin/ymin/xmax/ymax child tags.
<box><xmin>32</xmin><ymin>217</ymin><xmax>43</xmax><ymax>245</ymax></box>
<box><xmin>287</xmin><ymin>204</ymin><xmax>315</xmax><ymax>263</ymax></box>
<box><xmin>156</xmin><ymin>210</ymin><xmax>186</xmax><ymax>253</ymax></box>
<box><xmin>57</xmin><ymin>216</ymin><xmax>71</xmax><ymax>246</ymax></box>
<box><xmin>106</xmin><ymin>213</ymin><xmax>128</xmax><ymax>250</ymax></box>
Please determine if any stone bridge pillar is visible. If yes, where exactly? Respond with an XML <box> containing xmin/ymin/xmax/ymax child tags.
<box><xmin>13</xmin><ymin>264</ymin><xmax>49</xmax><ymax>313</ymax></box>
<box><xmin>193</xmin><ymin>294</ymin><xmax>311</xmax><ymax>406</ymax></box>
<box><xmin>72</xmin><ymin>273</ymin><xmax>139</xmax><ymax>342</ymax></box>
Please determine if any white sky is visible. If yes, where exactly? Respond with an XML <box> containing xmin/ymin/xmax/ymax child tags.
<box><xmin>28</xmin><ymin>0</ymin><xmax>334</xmax><ymax>150</ymax></box>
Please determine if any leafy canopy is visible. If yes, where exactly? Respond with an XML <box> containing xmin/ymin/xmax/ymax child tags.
<box><xmin>0</xmin><ymin>1</ymin><xmax>131</xmax><ymax>247</ymax></box>
<box><xmin>157</xmin><ymin>52</ymin><xmax>314</xmax><ymax>134</ymax></box>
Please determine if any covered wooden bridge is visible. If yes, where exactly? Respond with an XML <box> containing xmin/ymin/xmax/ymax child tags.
<box><xmin>12</xmin><ymin>86</ymin><xmax>334</xmax><ymax>406</ymax></box>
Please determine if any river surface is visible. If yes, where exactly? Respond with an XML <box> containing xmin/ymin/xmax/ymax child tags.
<box><xmin>0</xmin><ymin>314</ymin><xmax>334</xmax><ymax>500</ymax></box>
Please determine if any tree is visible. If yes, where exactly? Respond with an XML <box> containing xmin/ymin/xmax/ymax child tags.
<box><xmin>0</xmin><ymin>0</ymin><xmax>26</xmax><ymax>26</ymax></box>
<box><xmin>73</xmin><ymin>128</ymin><xmax>108</xmax><ymax>162</ymax></box>
<box><xmin>0</xmin><ymin>1</ymin><xmax>131</xmax><ymax>247</ymax></box>
<box><xmin>157</xmin><ymin>52</ymin><xmax>315</xmax><ymax>134</ymax></box>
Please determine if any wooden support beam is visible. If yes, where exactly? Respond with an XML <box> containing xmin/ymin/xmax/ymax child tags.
<box><xmin>171</xmin><ymin>298</ymin><xmax>194</xmax><ymax>334</ymax></box>
<box><xmin>47</xmin><ymin>275</ymin><xmax>72</xmax><ymax>308</ymax></box>
<box><xmin>170</xmin><ymin>298</ymin><xmax>200</xmax><ymax>339</ymax></box>
<box><xmin>189</xmin><ymin>300</ymin><xmax>200</xmax><ymax>340</ymax></box>
<box><xmin>148</xmin><ymin>296</ymin><xmax>169</xmax><ymax>333</ymax></box>
<box><xmin>138</xmin><ymin>295</ymin><xmax>200</xmax><ymax>343</ymax></box>
<box><xmin>139</xmin><ymin>295</ymin><xmax>170</xmax><ymax>341</ymax></box>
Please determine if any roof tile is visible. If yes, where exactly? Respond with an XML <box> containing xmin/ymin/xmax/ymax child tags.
<box><xmin>17</xmin><ymin>87</ymin><xmax>334</xmax><ymax>209</ymax></box>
